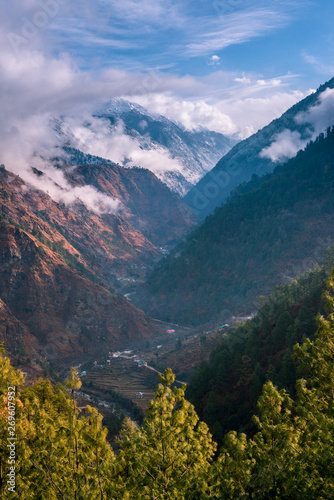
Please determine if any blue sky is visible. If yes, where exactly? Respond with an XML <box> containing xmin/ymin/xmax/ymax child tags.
<box><xmin>1</xmin><ymin>0</ymin><xmax>334</xmax><ymax>137</ymax></box>
<box><xmin>45</xmin><ymin>0</ymin><xmax>334</xmax><ymax>83</ymax></box>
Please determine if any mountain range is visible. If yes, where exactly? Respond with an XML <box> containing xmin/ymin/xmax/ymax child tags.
<box><xmin>0</xmin><ymin>158</ymin><xmax>196</xmax><ymax>376</ymax></box>
<box><xmin>2</xmin><ymin>76</ymin><xmax>334</xmax><ymax>379</ymax></box>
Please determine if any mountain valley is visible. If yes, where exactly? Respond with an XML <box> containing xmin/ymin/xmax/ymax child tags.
<box><xmin>0</xmin><ymin>158</ymin><xmax>197</xmax><ymax>377</ymax></box>
<box><xmin>2</xmin><ymin>82</ymin><xmax>334</xmax><ymax>390</ymax></box>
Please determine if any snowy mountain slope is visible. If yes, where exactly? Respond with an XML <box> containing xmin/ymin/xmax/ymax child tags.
<box><xmin>60</xmin><ymin>99</ymin><xmax>237</xmax><ymax>196</ymax></box>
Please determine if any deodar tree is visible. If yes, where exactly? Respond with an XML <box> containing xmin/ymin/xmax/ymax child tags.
<box><xmin>117</xmin><ymin>368</ymin><xmax>216</xmax><ymax>499</ymax></box>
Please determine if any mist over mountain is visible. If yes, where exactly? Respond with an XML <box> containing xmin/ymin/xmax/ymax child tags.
<box><xmin>185</xmin><ymin>77</ymin><xmax>334</xmax><ymax>218</ymax></box>
<box><xmin>58</xmin><ymin>99</ymin><xmax>237</xmax><ymax>196</ymax></box>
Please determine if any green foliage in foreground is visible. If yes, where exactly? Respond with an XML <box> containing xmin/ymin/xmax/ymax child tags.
<box><xmin>1</xmin><ymin>275</ymin><xmax>334</xmax><ymax>498</ymax></box>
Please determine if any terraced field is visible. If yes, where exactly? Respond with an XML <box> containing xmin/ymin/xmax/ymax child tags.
<box><xmin>80</xmin><ymin>327</ymin><xmax>228</xmax><ymax>416</ymax></box>
<box><xmin>83</xmin><ymin>362</ymin><xmax>157</xmax><ymax>411</ymax></box>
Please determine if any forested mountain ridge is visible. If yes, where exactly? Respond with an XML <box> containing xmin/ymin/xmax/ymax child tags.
<box><xmin>147</xmin><ymin>127</ymin><xmax>334</xmax><ymax>325</ymax></box>
<box><xmin>185</xmin><ymin>76</ymin><xmax>334</xmax><ymax>218</ymax></box>
<box><xmin>187</xmin><ymin>246</ymin><xmax>334</xmax><ymax>443</ymax></box>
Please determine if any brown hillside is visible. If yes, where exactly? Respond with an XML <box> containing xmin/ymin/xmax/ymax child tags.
<box><xmin>0</xmin><ymin>166</ymin><xmax>166</xmax><ymax>374</ymax></box>
<box><xmin>0</xmin><ymin>221</ymin><xmax>158</xmax><ymax>373</ymax></box>
<box><xmin>64</xmin><ymin>163</ymin><xmax>197</xmax><ymax>246</ymax></box>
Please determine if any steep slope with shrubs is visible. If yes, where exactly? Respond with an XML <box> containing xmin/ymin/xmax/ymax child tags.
<box><xmin>0</xmin><ymin>166</ymin><xmax>162</xmax><ymax>374</ymax></box>
<box><xmin>63</xmin><ymin>161</ymin><xmax>197</xmax><ymax>246</ymax></box>
<box><xmin>0</xmin><ymin>220</ymin><xmax>157</xmax><ymax>374</ymax></box>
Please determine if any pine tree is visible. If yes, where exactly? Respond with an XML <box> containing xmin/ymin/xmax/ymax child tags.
<box><xmin>117</xmin><ymin>368</ymin><xmax>216</xmax><ymax>499</ymax></box>
<box><xmin>6</xmin><ymin>368</ymin><xmax>117</xmax><ymax>499</ymax></box>
<box><xmin>0</xmin><ymin>345</ymin><xmax>24</xmax><ymax>497</ymax></box>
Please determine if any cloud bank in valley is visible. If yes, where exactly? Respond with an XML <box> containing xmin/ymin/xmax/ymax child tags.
<box><xmin>0</xmin><ymin>40</ymin><xmax>306</xmax><ymax>205</ymax></box>
<box><xmin>0</xmin><ymin>41</ymin><xmax>194</xmax><ymax>211</ymax></box>
<box><xmin>0</xmin><ymin>34</ymin><xmax>200</xmax><ymax>205</ymax></box>
<box><xmin>0</xmin><ymin>43</ymin><xmax>125</xmax><ymax>214</ymax></box>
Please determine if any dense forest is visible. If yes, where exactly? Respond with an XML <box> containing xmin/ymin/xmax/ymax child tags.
<box><xmin>186</xmin><ymin>246</ymin><xmax>334</xmax><ymax>444</ymax></box>
<box><xmin>1</xmin><ymin>271</ymin><xmax>334</xmax><ymax>498</ymax></box>
<box><xmin>148</xmin><ymin>127</ymin><xmax>334</xmax><ymax>325</ymax></box>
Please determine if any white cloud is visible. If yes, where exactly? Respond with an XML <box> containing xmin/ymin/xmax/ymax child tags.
<box><xmin>0</xmin><ymin>38</ymin><xmax>202</xmax><ymax>206</ymax></box>
<box><xmin>234</xmin><ymin>76</ymin><xmax>251</xmax><ymax>84</ymax></box>
<box><xmin>129</xmin><ymin>72</ymin><xmax>309</xmax><ymax>138</ymax></box>
<box><xmin>132</xmin><ymin>87</ymin><xmax>308</xmax><ymax>140</ymax></box>
<box><xmin>260</xmin><ymin>87</ymin><xmax>334</xmax><ymax>163</ymax></box>
<box><xmin>257</xmin><ymin>78</ymin><xmax>281</xmax><ymax>87</ymax></box>
<box><xmin>62</xmin><ymin>115</ymin><xmax>188</xmax><ymax>179</ymax></box>
<box><xmin>259</xmin><ymin>129</ymin><xmax>306</xmax><ymax>162</ymax></box>
<box><xmin>220</xmin><ymin>90</ymin><xmax>308</xmax><ymax>138</ymax></box>
<box><xmin>0</xmin><ymin>46</ymin><xmax>125</xmax><ymax>213</ymax></box>
<box><xmin>208</xmin><ymin>55</ymin><xmax>221</xmax><ymax>66</ymax></box>
<box><xmin>0</xmin><ymin>1</ymin><xmax>319</xmax><ymax>202</ymax></box>
<box><xmin>0</xmin><ymin>38</ymin><xmax>312</xmax><ymax>195</ymax></box>
<box><xmin>0</xmin><ymin>111</ymin><xmax>122</xmax><ymax>214</ymax></box>
<box><xmin>130</xmin><ymin>93</ymin><xmax>238</xmax><ymax>134</ymax></box>
<box><xmin>56</xmin><ymin>185</ymin><xmax>121</xmax><ymax>214</ymax></box>
<box><xmin>295</xmin><ymin>87</ymin><xmax>334</xmax><ymax>135</ymax></box>
<box><xmin>185</xmin><ymin>8</ymin><xmax>289</xmax><ymax>56</ymax></box>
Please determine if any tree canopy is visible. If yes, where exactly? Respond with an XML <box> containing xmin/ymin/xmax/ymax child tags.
<box><xmin>1</xmin><ymin>271</ymin><xmax>334</xmax><ymax>497</ymax></box>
